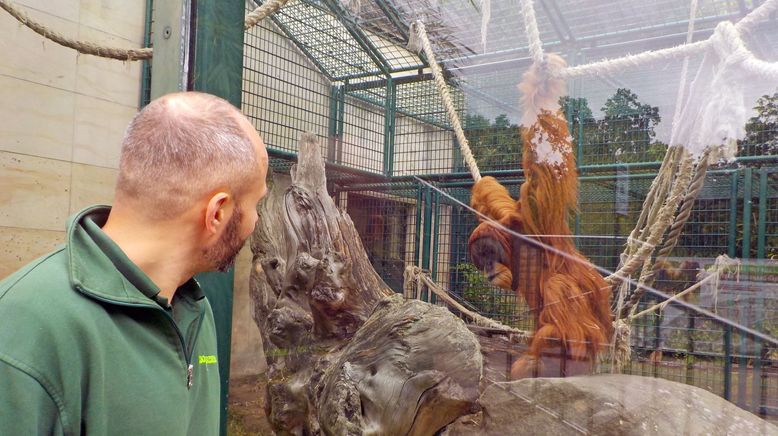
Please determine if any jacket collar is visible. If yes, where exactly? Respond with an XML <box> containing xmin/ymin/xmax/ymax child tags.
<box><xmin>67</xmin><ymin>205</ymin><xmax>204</xmax><ymax>306</ymax></box>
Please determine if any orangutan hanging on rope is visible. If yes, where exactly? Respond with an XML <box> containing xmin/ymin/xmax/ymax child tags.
<box><xmin>468</xmin><ymin>54</ymin><xmax>613</xmax><ymax>379</ymax></box>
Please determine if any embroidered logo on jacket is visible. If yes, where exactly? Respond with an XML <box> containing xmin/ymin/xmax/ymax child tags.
<box><xmin>198</xmin><ymin>355</ymin><xmax>217</xmax><ymax>365</ymax></box>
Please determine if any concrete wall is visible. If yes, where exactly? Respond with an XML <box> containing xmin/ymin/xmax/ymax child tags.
<box><xmin>0</xmin><ymin>0</ymin><xmax>145</xmax><ymax>279</ymax></box>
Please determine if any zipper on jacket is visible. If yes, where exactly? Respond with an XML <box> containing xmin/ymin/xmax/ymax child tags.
<box><xmin>160</xmin><ymin>308</ymin><xmax>206</xmax><ymax>390</ymax></box>
<box><xmin>77</xmin><ymin>285</ymin><xmax>206</xmax><ymax>389</ymax></box>
<box><xmin>183</xmin><ymin>307</ymin><xmax>207</xmax><ymax>390</ymax></box>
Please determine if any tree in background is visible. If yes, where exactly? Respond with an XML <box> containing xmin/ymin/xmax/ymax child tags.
<box><xmin>597</xmin><ymin>88</ymin><xmax>664</xmax><ymax>164</ymax></box>
<box><xmin>463</xmin><ymin>113</ymin><xmax>522</xmax><ymax>171</ymax></box>
<box><xmin>560</xmin><ymin>96</ymin><xmax>598</xmax><ymax>164</ymax></box>
<box><xmin>739</xmin><ymin>91</ymin><xmax>778</xmax><ymax>159</ymax></box>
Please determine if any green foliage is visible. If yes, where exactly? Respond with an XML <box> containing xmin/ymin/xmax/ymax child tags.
<box><xmin>596</xmin><ymin>88</ymin><xmax>663</xmax><ymax>164</ymax></box>
<box><xmin>464</xmin><ymin>113</ymin><xmax>522</xmax><ymax>171</ymax></box>
<box><xmin>738</xmin><ymin>90</ymin><xmax>778</xmax><ymax>159</ymax></box>
<box><xmin>454</xmin><ymin>263</ymin><xmax>516</xmax><ymax>320</ymax></box>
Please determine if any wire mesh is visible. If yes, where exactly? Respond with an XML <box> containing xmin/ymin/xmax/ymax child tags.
<box><xmin>235</xmin><ymin>0</ymin><xmax>778</xmax><ymax>423</ymax></box>
<box><xmin>243</xmin><ymin>11</ymin><xmax>331</xmax><ymax>154</ymax></box>
<box><xmin>337</xmin><ymin>186</ymin><xmax>419</xmax><ymax>292</ymax></box>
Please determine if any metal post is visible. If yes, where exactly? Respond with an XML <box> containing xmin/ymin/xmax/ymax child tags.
<box><xmin>743</xmin><ymin>167</ymin><xmax>753</xmax><ymax>259</ymax></box>
<box><xmin>685</xmin><ymin>313</ymin><xmax>695</xmax><ymax>386</ymax></box>
<box><xmin>337</xmin><ymin>86</ymin><xmax>346</xmax><ymax>163</ymax></box>
<box><xmin>383</xmin><ymin>78</ymin><xmax>396</xmax><ymax>176</ymax></box>
<box><xmin>757</xmin><ymin>168</ymin><xmax>768</xmax><ymax>259</ymax></box>
<box><xmin>188</xmin><ymin>2</ymin><xmax>246</xmax><ymax>434</ymax></box>
<box><xmin>150</xmin><ymin>0</ymin><xmax>193</xmax><ymax>98</ymax></box>
<box><xmin>139</xmin><ymin>0</ymin><xmax>154</xmax><ymax>107</ymax></box>
<box><xmin>738</xmin><ymin>169</ymin><xmax>753</xmax><ymax>404</ymax></box>
<box><xmin>421</xmin><ymin>184</ymin><xmax>433</xmax><ymax>301</ymax></box>
<box><xmin>724</xmin><ymin>325</ymin><xmax>732</xmax><ymax>401</ymax></box>
<box><xmin>431</xmin><ymin>190</ymin><xmax>441</xmax><ymax>304</ymax></box>
<box><xmin>728</xmin><ymin>171</ymin><xmax>739</xmax><ymax>258</ymax></box>
<box><xmin>328</xmin><ymin>85</ymin><xmax>340</xmax><ymax>163</ymax></box>
<box><xmin>414</xmin><ymin>183</ymin><xmax>423</xmax><ymax>267</ymax></box>
<box><xmin>754</xmin><ymin>170</ymin><xmax>767</xmax><ymax>413</ymax></box>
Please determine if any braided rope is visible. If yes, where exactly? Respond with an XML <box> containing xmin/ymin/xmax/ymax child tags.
<box><xmin>606</xmin><ymin>151</ymin><xmax>695</xmax><ymax>289</ymax></box>
<box><xmin>0</xmin><ymin>0</ymin><xmax>151</xmax><ymax>61</ymax></box>
<box><xmin>655</xmin><ymin>150</ymin><xmax>711</xmax><ymax>262</ymax></box>
<box><xmin>404</xmin><ymin>266</ymin><xmax>528</xmax><ymax>336</ymax></box>
<box><xmin>245</xmin><ymin>0</ymin><xmax>290</xmax><ymax>30</ymax></box>
<box><xmin>518</xmin><ymin>0</ymin><xmax>544</xmax><ymax>65</ymax></box>
<box><xmin>412</xmin><ymin>21</ymin><xmax>481</xmax><ymax>182</ymax></box>
<box><xmin>617</xmin><ymin>150</ymin><xmax>711</xmax><ymax>317</ymax></box>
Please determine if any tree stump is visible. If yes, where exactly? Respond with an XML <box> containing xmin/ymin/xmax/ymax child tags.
<box><xmin>249</xmin><ymin>133</ymin><xmax>482</xmax><ymax>435</ymax></box>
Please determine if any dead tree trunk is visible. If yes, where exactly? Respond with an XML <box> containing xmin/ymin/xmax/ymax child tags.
<box><xmin>249</xmin><ymin>133</ymin><xmax>482</xmax><ymax>435</ymax></box>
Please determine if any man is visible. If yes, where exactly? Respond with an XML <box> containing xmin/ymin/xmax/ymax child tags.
<box><xmin>0</xmin><ymin>92</ymin><xmax>269</xmax><ymax>435</ymax></box>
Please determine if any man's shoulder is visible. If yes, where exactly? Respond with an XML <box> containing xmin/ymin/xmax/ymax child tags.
<box><xmin>0</xmin><ymin>248</ymin><xmax>71</xmax><ymax>305</ymax></box>
<box><xmin>0</xmin><ymin>247</ymin><xmax>96</xmax><ymax>334</ymax></box>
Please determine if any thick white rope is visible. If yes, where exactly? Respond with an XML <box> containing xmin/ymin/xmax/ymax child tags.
<box><xmin>518</xmin><ymin>0</ymin><xmax>544</xmax><ymax>65</ymax></box>
<box><xmin>409</xmin><ymin>21</ymin><xmax>482</xmax><ymax>182</ymax></box>
<box><xmin>670</xmin><ymin>0</ymin><xmax>699</xmax><ymax>135</ymax></box>
<box><xmin>245</xmin><ymin>0</ymin><xmax>290</xmax><ymax>30</ymax></box>
<box><xmin>560</xmin><ymin>41</ymin><xmax>708</xmax><ymax>79</ymax></box>
<box><xmin>480</xmin><ymin>0</ymin><xmax>491</xmax><ymax>52</ymax></box>
<box><xmin>736</xmin><ymin>0</ymin><xmax>778</xmax><ymax>33</ymax></box>
<box><xmin>556</xmin><ymin>0</ymin><xmax>778</xmax><ymax>80</ymax></box>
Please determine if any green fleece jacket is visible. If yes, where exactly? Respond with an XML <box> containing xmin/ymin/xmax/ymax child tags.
<box><xmin>0</xmin><ymin>206</ymin><xmax>220</xmax><ymax>435</ymax></box>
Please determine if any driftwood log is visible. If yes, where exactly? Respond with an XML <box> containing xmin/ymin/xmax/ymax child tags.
<box><xmin>249</xmin><ymin>133</ymin><xmax>483</xmax><ymax>435</ymax></box>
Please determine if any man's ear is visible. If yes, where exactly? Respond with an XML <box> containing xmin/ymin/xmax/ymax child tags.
<box><xmin>205</xmin><ymin>192</ymin><xmax>230</xmax><ymax>234</ymax></box>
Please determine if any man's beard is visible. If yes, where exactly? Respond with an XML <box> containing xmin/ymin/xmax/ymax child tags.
<box><xmin>204</xmin><ymin>205</ymin><xmax>247</xmax><ymax>272</ymax></box>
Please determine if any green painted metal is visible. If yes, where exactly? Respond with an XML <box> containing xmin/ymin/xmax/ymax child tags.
<box><xmin>328</xmin><ymin>85</ymin><xmax>341</xmax><ymax>163</ymax></box>
<box><xmin>728</xmin><ymin>172</ymin><xmax>739</xmax><ymax>258</ymax></box>
<box><xmin>192</xmin><ymin>0</ymin><xmax>244</xmax><ymax>102</ymax></box>
<box><xmin>268</xmin><ymin>147</ymin><xmax>385</xmax><ymax>180</ymax></box>
<box><xmin>743</xmin><ymin>167</ymin><xmax>753</xmax><ymax>259</ymax></box>
<box><xmin>345</xmin><ymin>88</ymin><xmax>453</xmax><ymax>131</ymax></box>
<box><xmin>414</xmin><ymin>182</ymin><xmax>423</xmax><ymax>267</ymax></box>
<box><xmin>421</xmin><ymin>184</ymin><xmax>433</xmax><ymax>274</ymax></box>
<box><xmin>388</xmin><ymin>82</ymin><xmax>397</xmax><ymax>175</ymax></box>
<box><xmin>419</xmin><ymin>187</ymin><xmax>433</xmax><ymax>301</ymax></box>
<box><xmin>430</xmin><ymin>190</ymin><xmax>441</xmax><ymax>304</ymax></box>
<box><xmin>193</xmin><ymin>270</ymin><xmax>234</xmax><ymax>436</ymax></box>
<box><xmin>190</xmin><ymin>1</ymin><xmax>246</xmax><ymax>433</ymax></box>
<box><xmin>724</xmin><ymin>325</ymin><xmax>732</xmax><ymax>400</ymax></box>
<box><xmin>383</xmin><ymin>78</ymin><xmax>395</xmax><ymax>176</ymax></box>
<box><xmin>754</xmin><ymin>169</ymin><xmax>769</xmax><ymax>413</ymax></box>
<box><xmin>338</xmin><ymin>85</ymin><xmax>346</xmax><ymax>139</ymax></box>
<box><xmin>757</xmin><ymin>168</ymin><xmax>768</xmax><ymax>259</ymax></box>
<box><xmin>738</xmin><ymin>168</ymin><xmax>753</xmax><ymax>406</ymax></box>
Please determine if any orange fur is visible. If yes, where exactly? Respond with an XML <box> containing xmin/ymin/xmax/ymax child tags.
<box><xmin>469</xmin><ymin>110</ymin><xmax>613</xmax><ymax>378</ymax></box>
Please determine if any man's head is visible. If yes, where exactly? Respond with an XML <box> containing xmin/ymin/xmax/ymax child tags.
<box><xmin>115</xmin><ymin>92</ymin><xmax>269</xmax><ymax>272</ymax></box>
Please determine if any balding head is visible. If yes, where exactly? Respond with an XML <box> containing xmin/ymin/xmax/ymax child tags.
<box><xmin>116</xmin><ymin>92</ymin><xmax>263</xmax><ymax>219</ymax></box>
